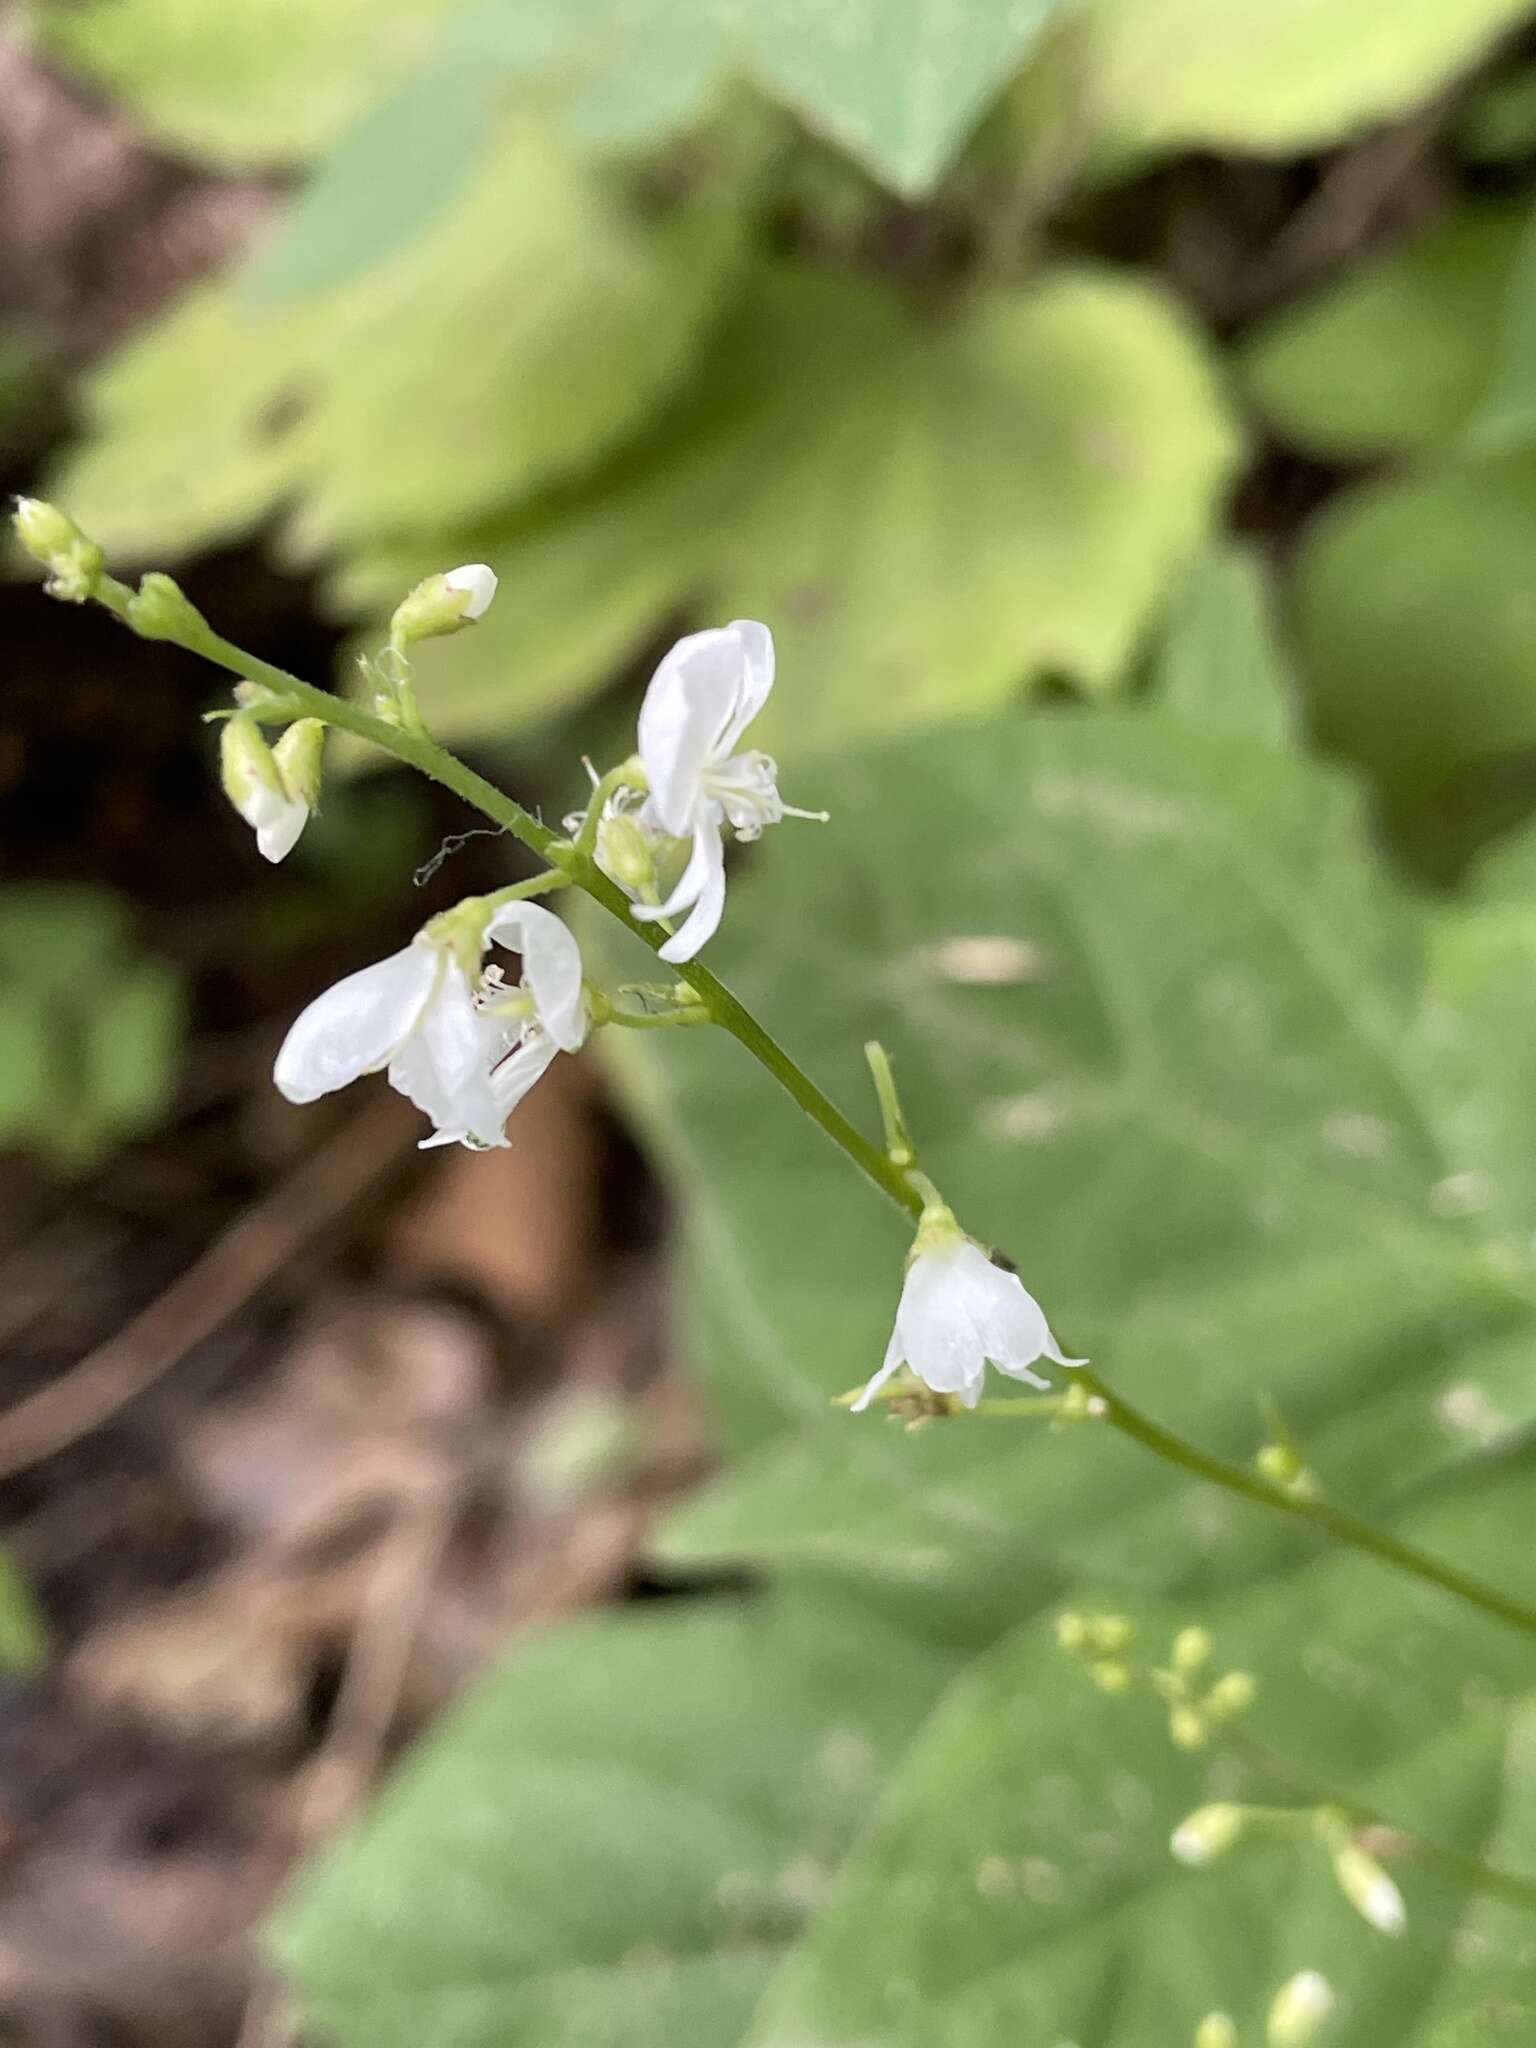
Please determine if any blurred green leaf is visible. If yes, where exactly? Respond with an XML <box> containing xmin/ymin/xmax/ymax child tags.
<box><xmin>273</xmin><ymin>1589</ymin><xmax>960</xmax><ymax>2048</ymax></box>
<box><xmin>0</xmin><ymin>1547</ymin><xmax>48</xmax><ymax>1676</ymax></box>
<box><xmin>1084</xmin><ymin>0</ymin><xmax>1536</xmax><ymax>158</ymax></box>
<box><xmin>1242</xmin><ymin>206</ymin><xmax>1525</xmax><ymax>459</ymax></box>
<box><xmin>1293</xmin><ymin>454</ymin><xmax>1536</xmax><ymax>809</ymax></box>
<box><xmin>1468</xmin><ymin>204</ymin><xmax>1536</xmax><ymax>450</ymax></box>
<box><xmin>576</xmin><ymin>713</ymin><xmax>1536</xmax><ymax>1609</ymax></box>
<box><xmin>242</xmin><ymin>55</ymin><xmax>508</xmax><ymax>306</ymax></box>
<box><xmin>24</xmin><ymin>0</ymin><xmax>462</xmax><ymax>164</ymax></box>
<box><xmin>49</xmin><ymin>119</ymin><xmax>739</xmax><ymax>562</ymax></box>
<box><xmin>0</xmin><ymin>885</ymin><xmax>184</xmax><ymax>1169</ymax></box>
<box><xmin>1458</xmin><ymin>64</ymin><xmax>1536</xmax><ymax>163</ymax></box>
<box><xmin>747</xmin><ymin>1504</ymin><xmax>1536</xmax><ymax>2047</ymax></box>
<box><xmin>1151</xmin><ymin>540</ymin><xmax>1296</xmax><ymax>747</ymax></box>
<box><xmin>339</xmin><ymin>261</ymin><xmax>1239</xmax><ymax>756</ymax></box>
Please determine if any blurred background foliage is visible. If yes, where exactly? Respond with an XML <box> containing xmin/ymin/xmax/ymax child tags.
<box><xmin>10</xmin><ymin>3</ymin><xmax>1536</xmax><ymax>2045</ymax></box>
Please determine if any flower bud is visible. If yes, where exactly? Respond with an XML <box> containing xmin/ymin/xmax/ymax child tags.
<box><xmin>389</xmin><ymin>563</ymin><xmax>497</xmax><ymax>646</ymax></box>
<box><xmin>596</xmin><ymin>808</ymin><xmax>658</xmax><ymax>895</ymax></box>
<box><xmin>1195</xmin><ymin>2015</ymin><xmax>1237</xmax><ymax>2048</ymax></box>
<box><xmin>13</xmin><ymin>497</ymin><xmax>104</xmax><ymax>602</ymax></box>
<box><xmin>1266</xmin><ymin>1970</ymin><xmax>1334</xmax><ymax>2046</ymax></box>
<box><xmin>1205</xmin><ymin>1670</ymin><xmax>1258</xmax><ymax>1720</ymax></box>
<box><xmin>1169</xmin><ymin>1705</ymin><xmax>1208</xmax><ymax>1751</ymax></box>
<box><xmin>1089</xmin><ymin>1658</ymin><xmax>1132</xmax><ymax>1695</ymax></box>
<box><xmin>126</xmin><ymin>571</ymin><xmax>207</xmax><ymax>643</ymax></box>
<box><xmin>272</xmin><ymin>717</ymin><xmax>326</xmax><ymax>809</ymax></box>
<box><xmin>1054</xmin><ymin>1612</ymin><xmax>1089</xmax><ymax>1653</ymax></box>
<box><xmin>221</xmin><ymin>718</ymin><xmax>309</xmax><ymax>864</ymax></box>
<box><xmin>1171</xmin><ymin>1802</ymin><xmax>1244</xmax><ymax>1866</ymax></box>
<box><xmin>1255</xmin><ymin>1441</ymin><xmax>1303</xmax><ymax>1486</ymax></box>
<box><xmin>1330</xmin><ymin>1839</ymin><xmax>1406</xmax><ymax>1935</ymax></box>
<box><xmin>1088</xmin><ymin>1614</ymin><xmax>1135</xmax><ymax>1656</ymax></box>
<box><xmin>1172</xmin><ymin>1626</ymin><xmax>1213</xmax><ymax>1674</ymax></box>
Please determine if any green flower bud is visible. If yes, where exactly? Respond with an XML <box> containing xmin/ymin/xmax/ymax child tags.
<box><xmin>596</xmin><ymin>808</ymin><xmax>658</xmax><ymax>895</ymax></box>
<box><xmin>389</xmin><ymin>563</ymin><xmax>497</xmax><ymax>646</ymax></box>
<box><xmin>1090</xmin><ymin>1658</ymin><xmax>1132</xmax><ymax>1695</ymax></box>
<box><xmin>13</xmin><ymin>497</ymin><xmax>104</xmax><ymax>602</ymax></box>
<box><xmin>1205</xmin><ymin>1670</ymin><xmax>1258</xmax><ymax>1720</ymax></box>
<box><xmin>1169</xmin><ymin>1705</ymin><xmax>1208</xmax><ymax>1751</ymax></box>
<box><xmin>272</xmin><ymin>718</ymin><xmax>326</xmax><ymax>809</ymax></box>
<box><xmin>126</xmin><ymin>571</ymin><xmax>207</xmax><ymax>643</ymax></box>
<box><xmin>1054</xmin><ymin>1612</ymin><xmax>1089</xmax><ymax>1653</ymax></box>
<box><xmin>1330</xmin><ymin>1839</ymin><xmax>1406</xmax><ymax>1936</ymax></box>
<box><xmin>1195</xmin><ymin>2015</ymin><xmax>1237</xmax><ymax>2048</ymax></box>
<box><xmin>1172</xmin><ymin>1626</ymin><xmax>1213</xmax><ymax>1674</ymax></box>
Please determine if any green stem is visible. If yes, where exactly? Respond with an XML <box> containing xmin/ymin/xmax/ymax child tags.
<box><xmin>606</xmin><ymin>1004</ymin><xmax>713</xmax><ymax>1030</ymax></box>
<box><xmin>865</xmin><ymin>1040</ymin><xmax>916</xmax><ymax>1167</ymax></box>
<box><xmin>484</xmin><ymin>871</ymin><xmax>573</xmax><ymax>910</ymax></box>
<box><xmin>575</xmin><ymin>758</ymin><xmax>644</xmax><ymax>856</ymax></box>
<box><xmin>158</xmin><ymin>614</ymin><xmax>1536</xmax><ymax>1644</ymax></box>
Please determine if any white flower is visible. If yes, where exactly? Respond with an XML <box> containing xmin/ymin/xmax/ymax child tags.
<box><xmin>220</xmin><ymin>717</ymin><xmax>315</xmax><ymax>864</ymax></box>
<box><xmin>620</xmin><ymin>619</ymin><xmax>823</xmax><ymax>963</ymax></box>
<box><xmin>852</xmin><ymin>1207</ymin><xmax>1084</xmax><ymax>1412</ymax></box>
<box><xmin>1267</xmin><ymin>1971</ymin><xmax>1335</xmax><ymax>2047</ymax></box>
<box><xmin>445</xmin><ymin>562</ymin><xmax>497</xmax><ymax>621</ymax></box>
<box><xmin>273</xmin><ymin>900</ymin><xmax>584</xmax><ymax>1148</ymax></box>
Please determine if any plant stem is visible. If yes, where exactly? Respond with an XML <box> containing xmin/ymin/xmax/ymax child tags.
<box><xmin>167</xmin><ymin>619</ymin><xmax>1536</xmax><ymax>1644</ymax></box>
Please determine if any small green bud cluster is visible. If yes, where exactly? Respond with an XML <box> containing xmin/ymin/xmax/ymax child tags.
<box><xmin>1150</xmin><ymin>1625</ymin><xmax>1257</xmax><ymax>1751</ymax></box>
<box><xmin>13</xmin><ymin>497</ymin><xmax>104</xmax><ymax>603</ymax></box>
<box><xmin>1054</xmin><ymin>1609</ymin><xmax>1137</xmax><ymax>1693</ymax></box>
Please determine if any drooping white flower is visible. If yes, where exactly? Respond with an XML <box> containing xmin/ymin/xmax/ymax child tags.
<box><xmin>274</xmin><ymin>900</ymin><xmax>584</xmax><ymax>1148</ymax></box>
<box><xmin>617</xmin><ymin>620</ymin><xmax>823</xmax><ymax>963</ymax></box>
<box><xmin>221</xmin><ymin>716</ymin><xmax>312</xmax><ymax>864</ymax></box>
<box><xmin>852</xmin><ymin>1206</ymin><xmax>1084</xmax><ymax>1412</ymax></box>
<box><xmin>1266</xmin><ymin>1971</ymin><xmax>1335</xmax><ymax>2046</ymax></box>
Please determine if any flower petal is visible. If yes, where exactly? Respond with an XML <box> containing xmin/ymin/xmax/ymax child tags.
<box><xmin>255</xmin><ymin>794</ymin><xmax>309</xmax><ymax>864</ymax></box>
<box><xmin>387</xmin><ymin>962</ymin><xmax>503</xmax><ymax>1135</ymax></box>
<box><xmin>638</xmin><ymin>627</ymin><xmax>755</xmax><ymax>835</ymax></box>
<box><xmin>717</xmin><ymin>619</ymin><xmax>775</xmax><ymax>756</ymax></box>
<box><xmin>484</xmin><ymin>901</ymin><xmax>586</xmax><ymax>1052</ymax></box>
<box><xmin>896</xmin><ymin>1243</ymin><xmax>987</xmax><ymax>1396</ymax></box>
<box><xmin>850</xmin><ymin>1324</ymin><xmax>906</xmax><ymax>1413</ymax></box>
<box><xmin>274</xmin><ymin>943</ymin><xmax>439</xmax><ymax>1105</ymax></box>
<box><xmin>657</xmin><ymin>819</ymin><xmax>726</xmax><ymax>963</ymax></box>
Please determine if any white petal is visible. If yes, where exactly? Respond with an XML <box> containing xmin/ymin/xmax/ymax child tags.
<box><xmin>716</xmin><ymin>619</ymin><xmax>775</xmax><ymax>756</ymax></box>
<box><xmin>386</xmin><ymin>963</ymin><xmax>502</xmax><ymax>1134</ymax></box>
<box><xmin>850</xmin><ymin>1323</ymin><xmax>906</xmax><ymax>1413</ymax></box>
<box><xmin>896</xmin><ymin>1244</ymin><xmax>988</xmax><ymax>1395</ymax></box>
<box><xmin>444</xmin><ymin>562</ymin><xmax>497</xmax><ymax>620</ymax></box>
<box><xmin>484</xmin><ymin>900</ymin><xmax>586</xmax><ymax>1051</ymax></box>
<box><xmin>638</xmin><ymin>627</ymin><xmax>754</xmax><ymax>835</ymax></box>
<box><xmin>274</xmin><ymin>944</ymin><xmax>440</xmax><ymax>1105</ymax></box>
<box><xmin>488</xmin><ymin>1028</ymin><xmax>561</xmax><ymax>1120</ymax></box>
<box><xmin>255</xmin><ymin>793</ymin><xmax>309</xmax><ymax>863</ymax></box>
<box><xmin>657</xmin><ymin>820</ymin><xmax>726</xmax><ymax>962</ymax></box>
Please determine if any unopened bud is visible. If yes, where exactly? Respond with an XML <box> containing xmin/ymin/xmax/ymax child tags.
<box><xmin>1171</xmin><ymin>1802</ymin><xmax>1244</xmax><ymax>1866</ymax></box>
<box><xmin>1055</xmin><ymin>1612</ymin><xmax>1089</xmax><ymax>1653</ymax></box>
<box><xmin>1331</xmin><ymin>1839</ymin><xmax>1406</xmax><ymax>1936</ymax></box>
<box><xmin>390</xmin><ymin>562</ymin><xmax>497</xmax><ymax>646</ymax></box>
<box><xmin>1090</xmin><ymin>1658</ymin><xmax>1132</xmax><ymax>1695</ymax></box>
<box><xmin>13</xmin><ymin>497</ymin><xmax>104</xmax><ymax>601</ymax></box>
<box><xmin>1195</xmin><ymin>2015</ymin><xmax>1237</xmax><ymax>2048</ymax></box>
<box><xmin>1169</xmin><ymin>1705</ymin><xmax>1208</xmax><ymax>1751</ymax></box>
<box><xmin>272</xmin><ymin>717</ymin><xmax>325</xmax><ymax>809</ymax></box>
<box><xmin>1266</xmin><ymin>1970</ymin><xmax>1334</xmax><ymax>2045</ymax></box>
<box><xmin>1256</xmin><ymin>1441</ymin><xmax>1306</xmax><ymax>1488</ymax></box>
<box><xmin>126</xmin><ymin>571</ymin><xmax>206</xmax><ymax>643</ymax></box>
<box><xmin>597</xmin><ymin>808</ymin><xmax>658</xmax><ymax>894</ymax></box>
<box><xmin>1172</xmin><ymin>1626</ymin><xmax>1213</xmax><ymax>1674</ymax></box>
<box><xmin>220</xmin><ymin>718</ymin><xmax>309</xmax><ymax>864</ymax></box>
<box><xmin>1088</xmin><ymin>1615</ymin><xmax>1135</xmax><ymax>1657</ymax></box>
<box><xmin>1205</xmin><ymin>1670</ymin><xmax>1258</xmax><ymax>1720</ymax></box>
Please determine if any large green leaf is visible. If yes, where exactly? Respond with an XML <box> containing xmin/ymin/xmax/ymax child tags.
<box><xmin>47</xmin><ymin>119</ymin><xmax>736</xmax><ymax>563</ymax></box>
<box><xmin>1243</xmin><ymin>205</ymin><xmax>1526</xmax><ymax>459</ymax></box>
<box><xmin>338</xmin><ymin>260</ymin><xmax>1238</xmax><ymax>754</ymax></box>
<box><xmin>1292</xmin><ymin>454</ymin><xmax>1536</xmax><ymax>810</ymax></box>
<box><xmin>577</xmin><ymin>713</ymin><xmax>1536</xmax><ymax>1609</ymax></box>
<box><xmin>23</xmin><ymin>0</ymin><xmax>461</xmax><ymax>164</ymax></box>
<box><xmin>273</xmin><ymin>1589</ymin><xmax>960</xmax><ymax>2048</ymax></box>
<box><xmin>1150</xmin><ymin>540</ymin><xmax>1297</xmax><ymax>747</ymax></box>
<box><xmin>746</xmin><ymin>1496</ymin><xmax>1536</xmax><ymax>2047</ymax></box>
<box><xmin>1084</xmin><ymin>0</ymin><xmax>1536</xmax><ymax>158</ymax></box>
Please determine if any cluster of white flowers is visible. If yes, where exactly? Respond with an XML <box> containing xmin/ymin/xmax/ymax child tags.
<box><xmin>219</xmin><ymin>566</ymin><xmax>1078</xmax><ymax>1396</ymax></box>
